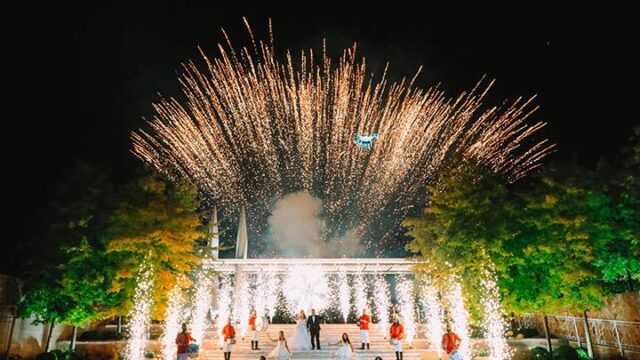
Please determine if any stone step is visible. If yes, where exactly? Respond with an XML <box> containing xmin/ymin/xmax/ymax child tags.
<box><xmin>199</xmin><ymin>349</ymin><xmax>430</xmax><ymax>360</ymax></box>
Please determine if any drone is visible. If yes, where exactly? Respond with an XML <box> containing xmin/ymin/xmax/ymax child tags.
<box><xmin>353</xmin><ymin>132</ymin><xmax>379</xmax><ymax>150</ymax></box>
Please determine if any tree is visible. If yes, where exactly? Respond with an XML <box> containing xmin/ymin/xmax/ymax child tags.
<box><xmin>104</xmin><ymin>176</ymin><xmax>204</xmax><ymax>319</ymax></box>
<box><xmin>404</xmin><ymin>162</ymin><xmax>517</xmax><ymax>320</ymax></box>
<box><xmin>593</xmin><ymin>126</ymin><xmax>640</xmax><ymax>291</ymax></box>
<box><xmin>18</xmin><ymin>163</ymin><xmax>116</xmax><ymax>351</ymax></box>
<box><xmin>18</xmin><ymin>283</ymin><xmax>71</xmax><ymax>352</ymax></box>
<box><xmin>509</xmin><ymin>164</ymin><xmax>606</xmax><ymax>313</ymax></box>
<box><xmin>404</xmin><ymin>161</ymin><xmax>608</xmax><ymax>318</ymax></box>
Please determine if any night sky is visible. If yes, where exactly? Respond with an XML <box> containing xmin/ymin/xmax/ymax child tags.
<box><xmin>4</xmin><ymin>3</ymin><xmax>637</xmax><ymax>274</ymax></box>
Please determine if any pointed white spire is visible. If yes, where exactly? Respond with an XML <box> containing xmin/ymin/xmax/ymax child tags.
<box><xmin>208</xmin><ymin>205</ymin><xmax>219</xmax><ymax>259</ymax></box>
<box><xmin>235</xmin><ymin>206</ymin><xmax>248</xmax><ymax>259</ymax></box>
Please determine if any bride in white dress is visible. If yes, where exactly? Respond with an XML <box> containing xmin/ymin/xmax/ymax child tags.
<box><xmin>288</xmin><ymin>309</ymin><xmax>312</xmax><ymax>351</ymax></box>
<box><xmin>266</xmin><ymin>330</ymin><xmax>291</xmax><ymax>359</ymax></box>
<box><xmin>330</xmin><ymin>332</ymin><xmax>358</xmax><ymax>359</ymax></box>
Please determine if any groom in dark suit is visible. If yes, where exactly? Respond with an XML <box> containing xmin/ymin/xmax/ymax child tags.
<box><xmin>306</xmin><ymin>308</ymin><xmax>323</xmax><ymax>350</ymax></box>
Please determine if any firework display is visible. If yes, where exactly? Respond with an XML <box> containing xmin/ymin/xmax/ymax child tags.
<box><xmin>131</xmin><ymin>21</ymin><xmax>553</xmax><ymax>246</ymax></box>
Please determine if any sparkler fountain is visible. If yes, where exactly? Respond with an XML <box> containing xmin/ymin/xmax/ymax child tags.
<box><xmin>127</xmin><ymin>21</ymin><xmax>543</xmax><ymax>359</ymax></box>
<box><xmin>446</xmin><ymin>281</ymin><xmax>472</xmax><ymax>360</ymax></box>
<box><xmin>482</xmin><ymin>269</ymin><xmax>512</xmax><ymax>360</ymax></box>
<box><xmin>190</xmin><ymin>270</ymin><xmax>212</xmax><ymax>343</ymax></box>
<box><xmin>372</xmin><ymin>274</ymin><xmax>391</xmax><ymax>336</ymax></box>
<box><xmin>396</xmin><ymin>276</ymin><xmax>417</xmax><ymax>345</ymax></box>
<box><xmin>420</xmin><ymin>281</ymin><xmax>445</xmax><ymax>358</ymax></box>
<box><xmin>215</xmin><ymin>276</ymin><xmax>233</xmax><ymax>347</ymax></box>
<box><xmin>160</xmin><ymin>286</ymin><xmax>184</xmax><ymax>360</ymax></box>
<box><xmin>124</xmin><ymin>261</ymin><xmax>153</xmax><ymax>360</ymax></box>
<box><xmin>338</xmin><ymin>270</ymin><xmax>351</xmax><ymax>323</ymax></box>
<box><xmin>353</xmin><ymin>273</ymin><xmax>369</xmax><ymax>316</ymax></box>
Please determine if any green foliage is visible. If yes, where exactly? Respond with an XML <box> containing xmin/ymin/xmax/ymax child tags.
<box><xmin>19</xmin><ymin>165</ymin><xmax>204</xmax><ymax>329</ymax></box>
<box><xmin>506</xmin><ymin>165</ymin><xmax>606</xmax><ymax>313</ymax></box>
<box><xmin>592</xmin><ymin>127</ymin><xmax>640</xmax><ymax>291</ymax></box>
<box><xmin>403</xmin><ymin>152</ymin><xmax>640</xmax><ymax>316</ymax></box>
<box><xmin>530</xmin><ymin>347</ymin><xmax>551</xmax><ymax>360</ymax></box>
<box><xmin>37</xmin><ymin>350</ymin><xmax>91</xmax><ymax>360</ymax></box>
<box><xmin>553</xmin><ymin>346</ymin><xmax>579</xmax><ymax>360</ymax></box>
<box><xmin>19</xmin><ymin>163</ymin><xmax>120</xmax><ymax>328</ymax></box>
<box><xmin>18</xmin><ymin>283</ymin><xmax>71</xmax><ymax>325</ymax></box>
<box><xmin>575</xmin><ymin>347</ymin><xmax>592</xmax><ymax>360</ymax></box>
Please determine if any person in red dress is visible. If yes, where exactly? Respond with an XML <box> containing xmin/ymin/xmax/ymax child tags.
<box><xmin>358</xmin><ymin>308</ymin><xmax>371</xmax><ymax>350</ymax></box>
<box><xmin>222</xmin><ymin>317</ymin><xmax>236</xmax><ymax>360</ymax></box>
<box><xmin>175</xmin><ymin>323</ymin><xmax>195</xmax><ymax>360</ymax></box>
<box><xmin>441</xmin><ymin>323</ymin><xmax>462</xmax><ymax>360</ymax></box>
<box><xmin>390</xmin><ymin>317</ymin><xmax>404</xmax><ymax>360</ymax></box>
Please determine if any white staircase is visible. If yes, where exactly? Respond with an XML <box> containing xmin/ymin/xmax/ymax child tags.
<box><xmin>200</xmin><ymin>324</ymin><xmax>436</xmax><ymax>360</ymax></box>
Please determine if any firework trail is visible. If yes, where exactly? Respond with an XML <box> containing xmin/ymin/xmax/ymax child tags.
<box><xmin>132</xmin><ymin>20</ymin><xmax>554</xmax><ymax>246</ymax></box>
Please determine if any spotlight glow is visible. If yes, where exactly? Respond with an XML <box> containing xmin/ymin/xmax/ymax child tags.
<box><xmin>283</xmin><ymin>265</ymin><xmax>329</xmax><ymax>314</ymax></box>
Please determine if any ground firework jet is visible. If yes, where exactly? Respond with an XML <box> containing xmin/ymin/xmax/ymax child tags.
<box><xmin>131</xmin><ymin>20</ymin><xmax>554</xmax><ymax>252</ymax></box>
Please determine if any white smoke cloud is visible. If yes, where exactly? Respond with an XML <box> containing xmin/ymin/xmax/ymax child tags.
<box><xmin>266</xmin><ymin>192</ymin><xmax>363</xmax><ymax>257</ymax></box>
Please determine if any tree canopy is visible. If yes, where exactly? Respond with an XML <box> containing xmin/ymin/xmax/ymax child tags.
<box><xmin>404</xmin><ymin>129</ymin><xmax>639</xmax><ymax>318</ymax></box>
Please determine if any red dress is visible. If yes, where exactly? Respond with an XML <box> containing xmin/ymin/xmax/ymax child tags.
<box><xmin>249</xmin><ymin>316</ymin><xmax>257</xmax><ymax>331</ymax></box>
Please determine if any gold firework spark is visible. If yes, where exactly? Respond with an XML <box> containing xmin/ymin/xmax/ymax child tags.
<box><xmin>131</xmin><ymin>20</ymin><xmax>554</xmax><ymax>245</ymax></box>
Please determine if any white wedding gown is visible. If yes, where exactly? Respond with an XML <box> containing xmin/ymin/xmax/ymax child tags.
<box><xmin>289</xmin><ymin>318</ymin><xmax>312</xmax><ymax>350</ymax></box>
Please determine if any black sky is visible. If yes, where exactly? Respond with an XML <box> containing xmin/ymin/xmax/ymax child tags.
<box><xmin>4</xmin><ymin>3</ymin><xmax>638</xmax><ymax>274</ymax></box>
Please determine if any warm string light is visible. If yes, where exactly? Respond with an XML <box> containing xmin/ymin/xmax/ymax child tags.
<box><xmin>125</xmin><ymin>261</ymin><xmax>153</xmax><ymax>360</ymax></box>
<box><xmin>132</xmin><ymin>21</ymin><xmax>554</xmax><ymax>248</ymax></box>
<box><xmin>446</xmin><ymin>281</ymin><xmax>472</xmax><ymax>360</ymax></box>
<box><xmin>396</xmin><ymin>276</ymin><xmax>416</xmax><ymax>345</ymax></box>
<box><xmin>160</xmin><ymin>286</ymin><xmax>184</xmax><ymax>360</ymax></box>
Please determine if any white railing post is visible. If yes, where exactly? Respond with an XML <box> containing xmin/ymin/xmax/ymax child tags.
<box><xmin>572</xmin><ymin>317</ymin><xmax>582</xmax><ymax>348</ymax></box>
<box><xmin>583</xmin><ymin>311</ymin><xmax>594</xmax><ymax>359</ymax></box>
<box><xmin>612</xmin><ymin>320</ymin><xmax>625</xmax><ymax>357</ymax></box>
